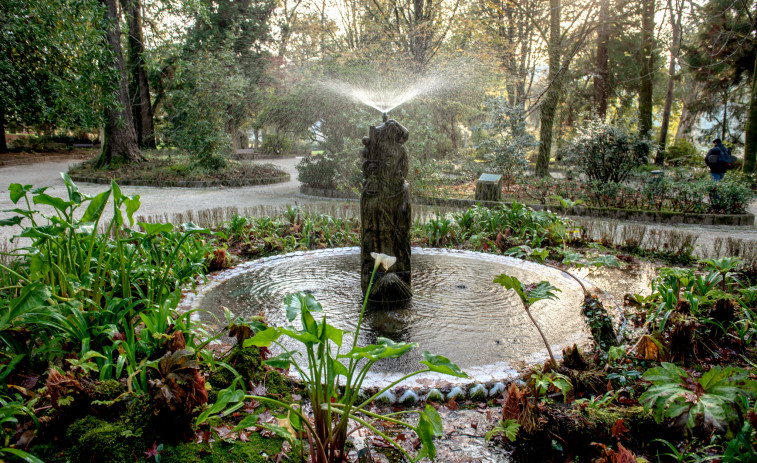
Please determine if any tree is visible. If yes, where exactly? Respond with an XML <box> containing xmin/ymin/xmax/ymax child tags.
<box><xmin>655</xmin><ymin>0</ymin><xmax>683</xmax><ymax>163</ymax></box>
<box><xmin>594</xmin><ymin>0</ymin><xmax>610</xmax><ymax>120</ymax></box>
<box><xmin>534</xmin><ymin>0</ymin><xmax>596</xmax><ymax>176</ymax></box>
<box><xmin>0</xmin><ymin>0</ymin><xmax>107</xmax><ymax>152</ymax></box>
<box><xmin>168</xmin><ymin>0</ymin><xmax>275</xmax><ymax>158</ymax></box>
<box><xmin>638</xmin><ymin>0</ymin><xmax>655</xmax><ymax>140</ymax></box>
<box><xmin>120</xmin><ymin>0</ymin><xmax>156</xmax><ymax>148</ymax></box>
<box><xmin>684</xmin><ymin>0</ymin><xmax>755</xmax><ymax>168</ymax></box>
<box><xmin>97</xmin><ymin>0</ymin><xmax>143</xmax><ymax>166</ymax></box>
<box><xmin>364</xmin><ymin>0</ymin><xmax>462</xmax><ymax>70</ymax></box>
<box><xmin>535</xmin><ymin>0</ymin><xmax>564</xmax><ymax>176</ymax></box>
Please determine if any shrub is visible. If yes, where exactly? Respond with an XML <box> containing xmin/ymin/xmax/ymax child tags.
<box><xmin>260</xmin><ymin>134</ymin><xmax>294</xmax><ymax>156</ymax></box>
<box><xmin>296</xmin><ymin>139</ymin><xmax>361</xmax><ymax>192</ymax></box>
<box><xmin>473</xmin><ymin>98</ymin><xmax>532</xmax><ymax>184</ymax></box>
<box><xmin>665</xmin><ymin>139</ymin><xmax>700</xmax><ymax>167</ymax></box>
<box><xmin>164</xmin><ymin>50</ymin><xmax>245</xmax><ymax>169</ymax></box>
<box><xmin>708</xmin><ymin>178</ymin><xmax>755</xmax><ymax>214</ymax></box>
<box><xmin>563</xmin><ymin>121</ymin><xmax>652</xmax><ymax>184</ymax></box>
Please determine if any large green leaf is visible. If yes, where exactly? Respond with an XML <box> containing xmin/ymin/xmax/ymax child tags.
<box><xmin>80</xmin><ymin>188</ymin><xmax>111</xmax><ymax>223</ymax></box>
<box><xmin>233</xmin><ymin>413</ymin><xmax>261</xmax><ymax>432</ymax></box>
<box><xmin>264</xmin><ymin>353</ymin><xmax>292</xmax><ymax>370</ymax></box>
<box><xmin>494</xmin><ymin>274</ymin><xmax>526</xmax><ymax>301</ymax></box>
<box><xmin>20</xmin><ymin>225</ymin><xmax>57</xmax><ymax>241</ymax></box>
<box><xmin>278</xmin><ymin>327</ymin><xmax>320</xmax><ymax>345</ymax></box>
<box><xmin>33</xmin><ymin>193</ymin><xmax>74</xmax><ymax>212</ymax></box>
<box><xmin>244</xmin><ymin>327</ymin><xmax>282</xmax><ymax>348</ymax></box>
<box><xmin>420</xmin><ymin>351</ymin><xmax>468</xmax><ymax>378</ymax></box>
<box><xmin>8</xmin><ymin>184</ymin><xmax>33</xmax><ymax>204</ymax></box>
<box><xmin>182</xmin><ymin>222</ymin><xmax>209</xmax><ymax>234</ymax></box>
<box><xmin>415</xmin><ymin>405</ymin><xmax>442</xmax><ymax>461</ymax></box>
<box><xmin>1</xmin><ymin>447</ymin><xmax>46</xmax><ymax>463</ymax></box>
<box><xmin>61</xmin><ymin>173</ymin><xmax>87</xmax><ymax>204</ymax></box>
<box><xmin>195</xmin><ymin>387</ymin><xmax>245</xmax><ymax>425</ymax></box>
<box><xmin>640</xmin><ymin>363</ymin><xmax>757</xmax><ymax>432</ymax></box>
<box><xmin>321</xmin><ymin>323</ymin><xmax>343</xmax><ymax>347</ymax></box>
<box><xmin>283</xmin><ymin>292</ymin><xmax>323</xmax><ymax>322</ymax></box>
<box><xmin>0</xmin><ymin>216</ymin><xmax>23</xmax><ymax>227</ymax></box>
<box><xmin>342</xmin><ymin>338</ymin><xmax>416</xmax><ymax>361</ymax></box>
<box><xmin>9</xmin><ymin>282</ymin><xmax>51</xmax><ymax>314</ymax></box>
<box><xmin>138</xmin><ymin>222</ymin><xmax>174</xmax><ymax>236</ymax></box>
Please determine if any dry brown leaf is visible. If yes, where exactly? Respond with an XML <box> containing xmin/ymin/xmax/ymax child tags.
<box><xmin>636</xmin><ymin>335</ymin><xmax>665</xmax><ymax>361</ymax></box>
<box><xmin>611</xmin><ymin>419</ymin><xmax>629</xmax><ymax>440</ymax></box>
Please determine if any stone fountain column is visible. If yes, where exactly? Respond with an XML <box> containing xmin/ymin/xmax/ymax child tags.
<box><xmin>360</xmin><ymin>117</ymin><xmax>412</xmax><ymax>302</ymax></box>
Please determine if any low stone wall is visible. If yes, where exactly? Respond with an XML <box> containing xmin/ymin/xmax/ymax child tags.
<box><xmin>299</xmin><ymin>185</ymin><xmax>755</xmax><ymax>226</ymax></box>
<box><xmin>69</xmin><ymin>173</ymin><xmax>290</xmax><ymax>188</ymax></box>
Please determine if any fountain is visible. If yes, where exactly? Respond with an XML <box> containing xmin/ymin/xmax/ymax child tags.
<box><xmin>360</xmin><ymin>113</ymin><xmax>412</xmax><ymax>302</ymax></box>
<box><xmin>179</xmin><ymin>84</ymin><xmax>624</xmax><ymax>395</ymax></box>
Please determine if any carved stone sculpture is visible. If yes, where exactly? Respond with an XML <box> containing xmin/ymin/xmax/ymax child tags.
<box><xmin>360</xmin><ymin>115</ymin><xmax>412</xmax><ymax>302</ymax></box>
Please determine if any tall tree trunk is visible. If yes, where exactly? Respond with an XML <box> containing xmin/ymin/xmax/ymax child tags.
<box><xmin>97</xmin><ymin>0</ymin><xmax>143</xmax><ymax>167</ymax></box>
<box><xmin>536</xmin><ymin>0</ymin><xmax>562</xmax><ymax>177</ymax></box>
<box><xmin>121</xmin><ymin>0</ymin><xmax>156</xmax><ymax>148</ymax></box>
<box><xmin>674</xmin><ymin>78</ymin><xmax>701</xmax><ymax>140</ymax></box>
<box><xmin>638</xmin><ymin>0</ymin><xmax>655</xmax><ymax>140</ymax></box>
<box><xmin>594</xmin><ymin>0</ymin><xmax>610</xmax><ymax>120</ymax></box>
<box><xmin>656</xmin><ymin>0</ymin><xmax>681</xmax><ymax>164</ymax></box>
<box><xmin>744</xmin><ymin>59</ymin><xmax>757</xmax><ymax>173</ymax></box>
<box><xmin>722</xmin><ymin>91</ymin><xmax>728</xmax><ymax>140</ymax></box>
<box><xmin>0</xmin><ymin>105</ymin><xmax>8</xmax><ymax>154</ymax></box>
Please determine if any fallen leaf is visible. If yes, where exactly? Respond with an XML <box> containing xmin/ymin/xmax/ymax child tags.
<box><xmin>250</xmin><ymin>381</ymin><xmax>268</xmax><ymax>396</ymax></box>
<box><xmin>611</xmin><ymin>419</ymin><xmax>628</xmax><ymax>440</ymax></box>
<box><xmin>636</xmin><ymin>335</ymin><xmax>664</xmax><ymax>361</ymax></box>
<box><xmin>212</xmin><ymin>425</ymin><xmax>237</xmax><ymax>441</ymax></box>
<box><xmin>617</xmin><ymin>443</ymin><xmax>638</xmax><ymax>463</ymax></box>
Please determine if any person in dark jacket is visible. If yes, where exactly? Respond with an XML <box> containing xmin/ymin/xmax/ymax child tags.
<box><xmin>704</xmin><ymin>138</ymin><xmax>731</xmax><ymax>181</ymax></box>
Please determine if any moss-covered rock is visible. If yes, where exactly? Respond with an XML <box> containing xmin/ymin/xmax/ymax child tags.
<box><xmin>160</xmin><ymin>437</ymin><xmax>287</xmax><ymax>462</ymax></box>
<box><xmin>207</xmin><ymin>344</ymin><xmax>295</xmax><ymax>402</ymax></box>
<box><xmin>67</xmin><ymin>416</ymin><xmax>145</xmax><ymax>463</ymax></box>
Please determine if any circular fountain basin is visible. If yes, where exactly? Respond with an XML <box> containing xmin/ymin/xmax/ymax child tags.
<box><xmin>182</xmin><ymin>247</ymin><xmax>590</xmax><ymax>391</ymax></box>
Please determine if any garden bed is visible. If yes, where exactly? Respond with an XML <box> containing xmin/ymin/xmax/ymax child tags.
<box><xmin>2</xmin><ymin>179</ymin><xmax>756</xmax><ymax>463</ymax></box>
<box><xmin>68</xmin><ymin>149</ymin><xmax>290</xmax><ymax>187</ymax></box>
<box><xmin>299</xmin><ymin>185</ymin><xmax>755</xmax><ymax>225</ymax></box>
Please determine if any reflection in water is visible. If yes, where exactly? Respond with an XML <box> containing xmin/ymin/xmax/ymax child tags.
<box><xmin>191</xmin><ymin>248</ymin><xmax>591</xmax><ymax>373</ymax></box>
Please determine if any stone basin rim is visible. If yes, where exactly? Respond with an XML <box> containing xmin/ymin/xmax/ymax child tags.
<box><xmin>178</xmin><ymin>246</ymin><xmax>607</xmax><ymax>399</ymax></box>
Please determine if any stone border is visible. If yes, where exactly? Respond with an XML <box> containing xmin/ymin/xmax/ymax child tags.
<box><xmin>179</xmin><ymin>247</ymin><xmax>611</xmax><ymax>404</ymax></box>
<box><xmin>68</xmin><ymin>172</ymin><xmax>290</xmax><ymax>188</ymax></box>
<box><xmin>299</xmin><ymin>185</ymin><xmax>754</xmax><ymax>226</ymax></box>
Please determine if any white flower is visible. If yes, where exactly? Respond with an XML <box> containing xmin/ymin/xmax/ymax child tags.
<box><xmin>371</xmin><ymin>252</ymin><xmax>397</xmax><ymax>271</ymax></box>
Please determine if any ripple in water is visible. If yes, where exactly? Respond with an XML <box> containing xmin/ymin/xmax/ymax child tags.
<box><xmin>189</xmin><ymin>248</ymin><xmax>589</xmax><ymax>375</ymax></box>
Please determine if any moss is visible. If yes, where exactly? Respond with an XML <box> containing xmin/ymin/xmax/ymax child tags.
<box><xmin>208</xmin><ymin>345</ymin><xmax>296</xmax><ymax>402</ymax></box>
<box><xmin>160</xmin><ymin>436</ymin><xmax>288</xmax><ymax>462</ymax></box>
<box><xmin>91</xmin><ymin>379</ymin><xmax>127</xmax><ymax>400</ymax></box>
<box><xmin>208</xmin><ymin>345</ymin><xmax>264</xmax><ymax>390</ymax></box>
<box><xmin>67</xmin><ymin>416</ymin><xmax>145</xmax><ymax>463</ymax></box>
